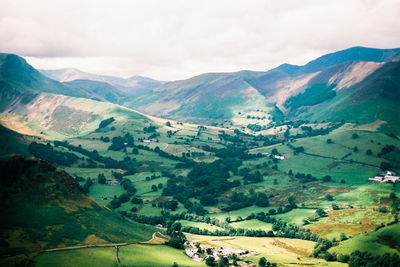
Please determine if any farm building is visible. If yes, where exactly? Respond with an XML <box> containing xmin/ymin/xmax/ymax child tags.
<box><xmin>262</xmin><ymin>152</ymin><xmax>285</xmax><ymax>160</ymax></box>
<box><xmin>369</xmin><ymin>171</ymin><xmax>400</xmax><ymax>183</ymax></box>
<box><xmin>108</xmin><ymin>179</ymin><xmax>120</xmax><ymax>186</ymax></box>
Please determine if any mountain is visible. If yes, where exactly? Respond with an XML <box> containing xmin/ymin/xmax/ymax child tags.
<box><xmin>0</xmin><ymin>54</ymin><xmax>133</xmax><ymax>110</ymax></box>
<box><xmin>294</xmin><ymin>61</ymin><xmax>400</xmax><ymax>132</ymax></box>
<box><xmin>0</xmin><ymin>54</ymin><xmax>91</xmax><ymax>109</ymax></box>
<box><xmin>124</xmin><ymin>71</ymin><xmax>275</xmax><ymax>124</ymax></box>
<box><xmin>63</xmin><ymin>79</ymin><xmax>126</xmax><ymax>103</ymax></box>
<box><xmin>272</xmin><ymin>46</ymin><xmax>400</xmax><ymax>75</ymax></box>
<box><xmin>40</xmin><ymin>68</ymin><xmax>164</xmax><ymax>96</ymax></box>
<box><xmin>0</xmin><ymin>155</ymin><xmax>155</xmax><ymax>258</ymax></box>
<box><xmin>124</xmin><ymin>46</ymin><xmax>400</xmax><ymax>131</ymax></box>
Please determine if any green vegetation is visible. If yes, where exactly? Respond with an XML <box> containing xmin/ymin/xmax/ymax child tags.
<box><xmin>2</xmin><ymin>49</ymin><xmax>400</xmax><ymax>266</ymax></box>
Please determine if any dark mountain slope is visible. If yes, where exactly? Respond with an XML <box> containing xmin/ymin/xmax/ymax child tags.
<box><xmin>0</xmin><ymin>54</ymin><xmax>90</xmax><ymax>101</ymax></box>
<box><xmin>0</xmin><ymin>155</ymin><xmax>155</xmax><ymax>257</ymax></box>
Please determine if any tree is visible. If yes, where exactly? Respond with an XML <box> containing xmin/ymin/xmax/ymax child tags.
<box><xmin>166</xmin><ymin>121</ymin><xmax>172</xmax><ymax>127</ymax></box>
<box><xmin>380</xmin><ymin>162</ymin><xmax>391</xmax><ymax>171</ymax></box>
<box><xmin>366</xmin><ymin>149</ymin><xmax>373</xmax><ymax>155</ymax></box>
<box><xmin>340</xmin><ymin>232</ymin><xmax>348</xmax><ymax>241</ymax></box>
<box><xmin>206</xmin><ymin>256</ymin><xmax>215</xmax><ymax>266</ymax></box>
<box><xmin>327</xmin><ymin>139</ymin><xmax>333</xmax><ymax>144</ymax></box>
<box><xmin>152</xmin><ymin>184</ymin><xmax>158</xmax><ymax>191</ymax></box>
<box><xmin>316</xmin><ymin>208</ymin><xmax>327</xmax><ymax>217</ymax></box>
<box><xmin>325</xmin><ymin>194</ymin><xmax>334</xmax><ymax>201</ymax></box>
<box><xmin>97</xmin><ymin>173</ymin><xmax>106</xmax><ymax>184</ymax></box>
<box><xmin>259</xmin><ymin>257</ymin><xmax>267</xmax><ymax>267</ymax></box>
<box><xmin>352</xmin><ymin>133</ymin><xmax>359</xmax><ymax>139</ymax></box>
<box><xmin>118</xmin><ymin>193</ymin><xmax>130</xmax><ymax>203</ymax></box>
<box><xmin>288</xmin><ymin>196</ymin><xmax>297</xmax><ymax>208</ymax></box>
<box><xmin>218</xmin><ymin>257</ymin><xmax>229</xmax><ymax>267</ymax></box>
<box><xmin>83</xmin><ymin>178</ymin><xmax>93</xmax><ymax>194</ymax></box>
<box><xmin>110</xmin><ymin>197</ymin><xmax>121</xmax><ymax>209</ymax></box>
<box><xmin>172</xmin><ymin>262</ymin><xmax>179</xmax><ymax>267</ymax></box>
<box><xmin>322</xmin><ymin>175</ymin><xmax>332</xmax><ymax>182</ymax></box>
<box><xmin>284</xmin><ymin>127</ymin><xmax>290</xmax><ymax>139</ymax></box>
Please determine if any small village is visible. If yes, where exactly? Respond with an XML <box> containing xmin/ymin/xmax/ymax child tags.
<box><xmin>184</xmin><ymin>240</ymin><xmax>253</xmax><ymax>263</ymax></box>
<box><xmin>369</xmin><ymin>171</ymin><xmax>400</xmax><ymax>183</ymax></box>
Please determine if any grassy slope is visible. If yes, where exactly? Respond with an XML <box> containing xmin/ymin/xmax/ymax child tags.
<box><xmin>0</xmin><ymin>156</ymin><xmax>156</xmax><ymax>257</ymax></box>
<box><xmin>298</xmin><ymin>62</ymin><xmax>400</xmax><ymax>133</ymax></box>
<box><xmin>330</xmin><ymin>223</ymin><xmax>400</xmax><ymax>256</ymax></box>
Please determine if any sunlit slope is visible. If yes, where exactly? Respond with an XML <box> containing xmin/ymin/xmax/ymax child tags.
<box><xmin>2</xmin><ymin>91</ymin><xmax>148</xmax><ymax>139</ymax></box>
<box><xmin>294</xmin><ymin>62</ymin><xmax>400</xmax><ymax>133</ymax></box>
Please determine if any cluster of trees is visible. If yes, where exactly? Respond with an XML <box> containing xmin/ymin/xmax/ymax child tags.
<box><xmin>184</xmin><ymin>200</ymin><xmax>208</xmax><ymax>215</ymax></box>
<box><xmin>28</xmin><ymin>142</ymin><xmax>78</xmax><ymax>166</ymax></box>
<box><xmin>314</xmin><ymin>243</ymin><xmax>400</xmax><ymax>266</ymax></box>
<box><xmin>143</xmin><ymin>125</ymin><xmax>157</xmax><ymax>133</ymax></box>
<box><xmin>121</xmin><ymin>178</ymin><xmax>137</xmax><ymax>195</ymax></box>
<box><xmin>240</xmin><ymin>168</ymin><xmax>263</xmax><ymax>183</ymax></box>
<box><xmin>222</xmin><ymin>191</ymin><xmax>269</xmax><ymax>212</ymax></box>
<box><xmin>98</xmin><ymin>117</ymin><xmax>115</xmax><ymax>129</ymax></box>
<box><xmin>82</xmin><ymin>178</ymin><xmax>93</xmax><ymax>193</ymax></box>
<box><xmin>289</xmin><ymin>122</ymin><xmax>344</xmax><ymax>139</ymax></box>
<box><xmin>108</xmin><ymin>133</ymin><xmax>135</xmax><ymax>151</ymax></box>
<box><xmin>166</xmin><ymin>222</ymin><xmax>186</xmax><ymax>249</ymax></box>
<box><xmin>163</xmin><ymin>155</ymin><xmax>243</xmax><ymax>208</ymax></box>
<box><xmin>378</xmin><ymin>144</ymin><xmax>396</xmax><ymax>157</ymax></box>
<box><xmin>54</xmin><ymin>141</ymin><xmax>138</xmax><ymax>174</ymax></box>
<box><xmin>135</xmin><ymin>144</ymin><xmax>194</xmax><ymax>166</ymax></box>
<box><xmin>97</xmin><ymin>173</ymin><xmax>106</xmax><ymax>184</ymax></box>
<box><xmin>340</xmin><ymin>250</ymin><xmax>400</xmax><ymax>266</ymax></box>
<box><xmin>157</xmin><ymin>200</ymin><xmax>178</xmax><ymax>211</ymax></box>
<box><xmin>247</xmin><ymin>124</ymin><xmax>262</xmax><ymax>132</ymax></box>
<box><xmin>293</xmin><ymin>172</ymin><xmax>317</xmax><ymax>183</ymax></box>
<box><xmin>109</xmin><ymin>193</ymin><xmax>131</xmax><ymax>209</ymax></box>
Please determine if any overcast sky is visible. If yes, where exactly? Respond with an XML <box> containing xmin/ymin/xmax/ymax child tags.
<box><xmin>1</xmin><ymin>0</ymin><xmax>400</xmax><ymax>80</ymax></box>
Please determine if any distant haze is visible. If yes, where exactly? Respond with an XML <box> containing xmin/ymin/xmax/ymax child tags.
<box><xmin>1</xmin><ymin>0</ymin><xmax>400</xmax><ymax>80</ymax></box>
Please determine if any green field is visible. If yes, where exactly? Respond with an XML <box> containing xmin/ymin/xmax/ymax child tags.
<box><xmin>187</xmin><ymin>234</ymin><xmax>345</xmax><ymax>266</ymax></box>
<box><xmin>177</xmin><ymin>220</ymin><xmax>225</xmax><ymax>231</ymax></box>
<box><xmin>119</xmin><ymin>244</ymin><xmax>206</xmax><ymax>267</ymax></box>
<box><xmin>229</xmin><ymin>219</ymin><xmax>273</xmax><ymax>231</ymax></box>
<box><xmin>330</xmin><ymin>223</ymin><xmax>400</xmax><ymax>256</ymax></box>
<box><xmin>34</xmin><ymin>248</ymin><xmax>116</xmax><ymax>267</ymax></box>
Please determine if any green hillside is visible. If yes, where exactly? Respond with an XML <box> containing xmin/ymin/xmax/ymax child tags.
<box><xmin>296</xmin><ymin>62</ymin><xmax>400</xmax><ymax>133</ymax></box>
<box><xmin>0</xmin><ymin>155</ymin><xmax>156</xmax><ymax>257</ymax></box>
<box><xmin>63</xmin><ymin>79</ymin><xmax>126</xmax><ymax>104</ymax></box>
<box><xmin>2</xmin><ymin>48</ymin><xmax>400</xmax><ymax>267</ymax></box>
<box><xmin>0</xmin><ymin>54</ymin><xmax>90</xmax><ymax>102</ymax></box>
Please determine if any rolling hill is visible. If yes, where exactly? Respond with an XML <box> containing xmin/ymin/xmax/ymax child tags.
<box><xmin>63</xmin><ymin>79</ymin><xmax>126</xmax><ymax>104</ymax></box>
<box><xmin>124</xmin><ymin>46</ymin><xmax>400</xmax><ymax>132</ymax></box>
<box><xmin>40</xmin><ymin>68</ymin><xmax>164</xmax><ymax>96</ymax></box>
<box><xmin>0</xmin><ymin>155</ymin><xmax>156</xmax><ymax>258</ymax></box>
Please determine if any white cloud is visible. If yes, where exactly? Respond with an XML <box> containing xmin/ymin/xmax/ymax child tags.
<box><xmin>1</xmin><ymin>0</ymin><xmax>399</xmax><ymax>80</ymax></box>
